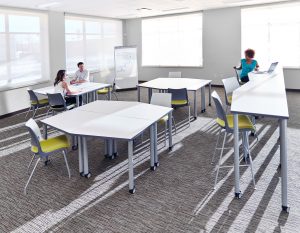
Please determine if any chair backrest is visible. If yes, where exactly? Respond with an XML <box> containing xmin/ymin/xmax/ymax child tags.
<box><xmin>211</xmin><ymin>91</ymin><xmax>228</xmax><ymax>129</ymax></box>
<box><xmin>47</xmin><ymin>93</ymin><xmax>66</xmax><ymax>108</ymax></box>
<box><xmin>25</xmin><ymin>118</ymin><xmax>43</xmax><ymax>152</ymax></box>
<box><xmin>234</xmin><ymin>67</ymin><xmax>242</xmax><ymax>84</ymax></box>
<box><xmin>150</xmin><ymin>93</ymin><xmax>172</xmax><ymax>108</ymax></box>
<box><xmin>222</xmin><ymin>77</ymin><xmax>240</xmax><ymax>106</ymax></box>
<box><xmin>27</xmin><ymin>89</ymin><xmax>39</xmax><ymax>103</ymax></box>
<box><xmin>168</xmin><ymin>88</ymin><xmax>188</xmax><ymax>102</ymax></box>
<box><xmin>168</xmin><ymin>72</ymin><xmax>182</xmax><ymax>78</ymax></box>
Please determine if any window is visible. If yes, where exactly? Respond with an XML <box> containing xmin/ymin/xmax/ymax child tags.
<box><xmin>65</xmin><ymin>15</ymin><xmax>123</xmax><ymax>73</ymax></box>
<box><xmin>0</xmin><ymin>8</ymin><xmax>49</xmax><ymax>91</ymax></box>
<box><xmin>142</xmin><ymin>13</ymin><xmax>203</xmax><ymax>67</ymax></box>
<box><xmin>242</xmin><ymin>3</ymin><xmax>300</xmax><ymax>68</ymax></box>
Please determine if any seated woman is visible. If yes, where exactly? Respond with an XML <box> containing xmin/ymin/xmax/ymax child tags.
<box><xmin>54</xmin><ymin>70</ymin><xmax>82</xmax><ymax>106</ymax></box>
<box><xmin>236</xmin><ymin>49</ymin><xmax>259</xmax><ymax>83</ymax></box>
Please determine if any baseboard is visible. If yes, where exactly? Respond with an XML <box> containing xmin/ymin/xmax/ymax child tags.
<box><xmin>0</xmin><ymin>108</ymin><xmax>27</xmax><ymax>119</ymax></box>
<box><xmin>116</xmin><ymin>87</ymin><xmax>137</xmax><ymax>92</ymax></box>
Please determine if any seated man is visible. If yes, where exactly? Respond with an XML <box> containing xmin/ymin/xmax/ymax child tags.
<box><xmin>71</xmin><ymin>62</ymin><xmax>89</xmax><ymax>84</ymax></box>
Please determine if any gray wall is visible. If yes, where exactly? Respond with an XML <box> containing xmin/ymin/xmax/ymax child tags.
<box><xmin>124</xmin><ymin>7</ymin><xmax>300</xmax><ymax>89</ymax></box>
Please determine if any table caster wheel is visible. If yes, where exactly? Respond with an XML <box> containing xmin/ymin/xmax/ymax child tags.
<box><xmin>150</xmin><ymin>166</ymin><xmax>156</xmax><ymax>171</ymax></box>
<box><xmin>113</xmin><ymin>152</ymin><xmax>118</xmax><ymax>157</ymax></box>
<box><xmin>194</xmin><ymin>117</ymin><xmax>197</xmax><ymax>120</ymax></box>
<box><xmin>235</xmin><ymin>191</ymin><xmax>242</xmax><ymax>199</ymax></box>
<box><xmin>155</xmin><ymin>162</ymin><xmax>160</xmax><ymax>167</ymax></box>
<box><xmin>209</xmin><ymin>103</ymin><xmax>211</xmax><ymax>106</ymax></box>
<box><xmin>85</xmin><ymin>172</ymin><xmax>91</xmax><ymax>178</ymax></box>
<box><xmin>282</xmin><ymin>206</ymin><xmax>290</xmax><ymax>213</ymax></box>
<box><xmin>129</xmin><ymin>187</ymin><xmax>136</xmax><ymax>194</ymax></box>
<box><xmin>44</xmin><ymin>159</ymin><xmax>50</xmax><ymax>166</ymax></box>
<box><xmin>72</xmin><ymin>145</ymin><xmax>78</xmax><ymax>150</ymax></box>
<box><xmin>80</xmin><ymin>172</ymin><xmax>85</xmax><ymax>177</ymax></box>
<box><xmin>169</xmin><ymin>146</ymin><xmax>173</xmax><ymax>151</ymax></box>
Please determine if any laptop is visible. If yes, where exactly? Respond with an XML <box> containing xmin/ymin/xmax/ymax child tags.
<box><xmin>254</xmin><ymin>62</ymin><xmax>278</xmax><ymax>74</ymax></box>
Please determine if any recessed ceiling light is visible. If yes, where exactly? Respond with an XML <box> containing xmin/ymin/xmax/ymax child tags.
<box><xmin>37</xmin><ymin>2</ymin><xmax>61</xmax><ymax>9</ymax></box>
<box><xmin>162</xmin><ymin>7</ymin><xmax>189</xmax><ymax>12</ymax></box>
<box><xmin>136</xmin><ymin>8</ymin><xmax>152</xmax><ymax>11</ymax></box>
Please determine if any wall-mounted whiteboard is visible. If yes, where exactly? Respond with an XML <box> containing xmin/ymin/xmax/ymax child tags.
<box><xmin>114</xmin><ymin>46</ymin><xmax>138</xmax><ymax>89</ymax></box>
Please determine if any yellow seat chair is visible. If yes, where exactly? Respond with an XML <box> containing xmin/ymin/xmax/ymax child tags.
<box><xmin>24</xmin><ymin>118</ymin><xmax>71</xmax><ymax>194</ymax></box>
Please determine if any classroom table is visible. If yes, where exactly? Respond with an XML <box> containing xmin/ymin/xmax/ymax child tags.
<box><xmin>231</xmin><ymin>68</ymin><xmax>289</xmax><ymax>211</ymax></box>
<box><xmin>41</xmin><ymin>100</ymin><xmax>173</xmax><ymax>193</ymax></box>
<box><xmin>137</xmin><ymin>78</ymin><xmax>212</xmax><ymax>119</ymax></box>
<box><xmin>33</xmin><ymin>82</ymin><xmax>112</xmax><ymax>107</ymax></box>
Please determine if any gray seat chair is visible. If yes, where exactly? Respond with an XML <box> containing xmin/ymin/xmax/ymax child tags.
<box><xmin>222</xmin><ymin>77</ymin><xmax>240</xmax><ymax>111</ymax></box>
<box><xmin>47</xmin><ymin>93</ymin><xmax>76</xmax><ymax>116</ymax></box>
<box><xmin>24</xmin><ymin>118</ymin><xmax>71</xmax><ymax>194</ymax></box>
<box><xmin>233</xmin><ymin>66</ymin><xmax>244</xmax><ymax>85</ymax></box>
<box><xmin>25</xmin><ymin>89</ymin><xmax>49</xmax><ymax>119</ymax></box>
<box><xmin>168</xmin><ymin>88</ymin><xmax>191</xmax><ymax>130</ymax></box>
<box><xmin>211</xmin><ymin>91</ymin><xmax>257</xmax><ymax>189</ymax></box>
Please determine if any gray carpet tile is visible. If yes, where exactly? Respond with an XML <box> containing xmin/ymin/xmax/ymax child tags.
<box><xmin>0</xmin><ymin>87</ymin><xmax>299</xmax><ymax>233</ymax></box>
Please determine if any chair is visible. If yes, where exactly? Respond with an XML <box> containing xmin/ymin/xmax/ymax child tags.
<box><xmin>168</xmin><ymin>88</ymin><xmax>191</xmax><ymax>130</ymax></box>
<box><xmin>222</xmin><ymin>77</ymin><xmax>240</xmax><ymax>111</ymax></box>
<box><xmin>168</xmin><ymin>71</ymin><xmax>182</xmax><ymax>78</ymax></box>
<box><xmin>25</xmin><ymin>90</ymin><xmax>49</xmax><ymax>119</ymax></box>
<box><xmin>150</xmin><ymin>93</ymin><xmax>176</xmax><ymax>145</ymax></box>
<box><xmin>24</xmin><ymin>118</ymin><xmax>71</xmax><ymax>194</ymax></box>
<box><xmin>233</xmin><ymin>66</ymin><xmax>243</xmax><ymax>85</ymax></box>
<box><xmin>47</xmin><ymin>93</ymin><xmax>75</xmax><ymax>116</ymax></box>
<box><xmin>97</xmin><ymin>76</ymin><xmax>118</xmax><ymax>100</ymax></box>
<box><xmin>211</xmin><ymin>91</ymin><xmax>256</xmax><ymax>189</ymax></box>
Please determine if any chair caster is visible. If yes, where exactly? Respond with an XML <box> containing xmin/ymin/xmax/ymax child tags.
<box><xmin>282</xmin><ymin>205</ymin><xmax>290</xmax><ymax>213</ymax></box>
<box><xmin>250</xmin><ymin>132</ymin><xmax>255</xmax><ymax>137</ymax></box>
<box><xmin>194</xmin><ymin>116</ymin><xmax>197</xmax><ymax>120</ymax></box>
<box><xmin>72</xmin><ymin>145</ymin><xmax>78</xmax><ymax>150</ymax></box>
<box><xmin>85</xmin><ymin>172</ymin><xmax>91</xmax><ymax>178</ymax></box>
<box><xmin>169</xmin><ymin>146</ymin><xmax>173</xmax><ymax>151</ymax></box>
<box><xmin>113</xmin><ymin>152</ymin><xmax>118</xmax><ymax>157</ymax></box>
<box><xmin>80</xmin><ymin>172</ymin><xmax>85</xmax><ymax>177</ymax></box>
<box><xmin>44</xmin><ymin>159</ymin><xmax>50</xmax><ymax>166</ymax></box>
<box><xmin>155</xmin><ymin>162</ymin><xmax>160</xmax><ymax>167</ymax></box>
<box><xmin>150</xmin><ymin>166</ymin><xmax>156</xmax><ymax>171</ymax></box>
<box><xmin>201</xmin><ymin>109</ymin><xmax>206</xmax><ymax>113</ymax></box>
<box><xmin>129</xmin><ymin>187</ymin><xmax>136</xmax><ymax>194</ymax></box>
<box><xmin>235</xmin><ymin>191</ymin><xmax>242</xmax><ymax>199</ymax></box>
<box><xmin>209</xmin><ymin>103</ymin><xmax>211</xmax><ymax>106</ymax></box>
<box><xmin>104</xmin><ymin>154</ymin><xmax>115</xmax><ymax>160</ymax></box>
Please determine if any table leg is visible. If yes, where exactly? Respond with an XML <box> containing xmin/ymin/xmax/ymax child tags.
<box><xmin>128</xmin><ymin>140</ymin><xmax>135</xmax><ymax>194</ymax></box>
<box><xmin>201</xmin><ymin>86</ymin><xmax>206</xmax><ymax>113</ymax></box>
<box><xmin>193</xmin><ymin>90</ymin><xmax>198</xmax><ymax>119</ymax></box>
<box><xmin>153</xmin><ymin>122</ymin><xmax>158</xmax><ymax>167</ymax></box>
<box><xmin>168</xmin><ymin>111</ymin><xmax>173</xmax><ymax>150</ymax></box>
<box><xmin>150</xmin><ymin>124</ymin><xmax>155</xmax><ymax>170</ymax></box>
<box><xmin>82</xmin><ymin>137</ymin><xmax>91</xmax><ymax>178</ymax></box>
<box><xmin>148</xmin><ymin>88</ymin><xmax>152</xmax><ymax>103</ymax></box>
<box><xmin>280</xmin><ymin>119</ymin><xmax>289</xmax><ymax>212</ymax></box>
<box><xmin>209</xmin><ymin>83</ymin><xmax>212</xmax><ymax>106</ymax></box>
<box><xmin>137</xmin><ymin>86</ymin><xmax>141</xmax><ymax>102</ymax></box>
<box><xmin>233</xmin><ymin>114</ymin><xmax>241</xmax><ymax>198</ymax></box>
<box><xmin>43</xmin><ymin>124</ymin><xmax>48</xmax><ymax>139</ymax></box>
<box><xmin>108</xmin><ymin>86</ymin><xmax>112</xmax><ymax>100</ymax></box>
<box><xmin>76</xmin><ymin>95</ymin><xmax>80</xmax><ymax>107</ymax></box>
<box><xmin>78</xmin><ymin>136</ymin><xmax>83</xmax><ymax>174</ymax></box>
<box><xmin>113</xmin><ymin>140</ymin><xmax>118</xmax><ymax>157</ymax></box>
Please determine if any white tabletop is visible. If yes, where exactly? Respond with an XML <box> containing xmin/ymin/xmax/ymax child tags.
<box><xmin>138</xmin><ymin>78</ymin><xmax>212</xmax><ymax>91</ymax></box>
<box><xmin>41</xmin><ymin>100</ymin><xmax>173</xmax><ymax>140</ymax></box>
<box><xmin>33</xmin><ymin>82</ymin><xmax>111</xmax><ymax>96</ymax></box>
<box><xmin>231</xmin><ymin>68</ymin><xmax>289</xmax><ymax>119</ymax></box>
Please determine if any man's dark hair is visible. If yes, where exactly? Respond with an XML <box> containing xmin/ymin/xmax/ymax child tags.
<box><xmin>77</xmin><ymin>62</ymin><xmax>84</xmax><ymax>67</ymax></box>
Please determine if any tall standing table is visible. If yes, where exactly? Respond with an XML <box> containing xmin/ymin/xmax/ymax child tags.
<box><xmin>231</xmin><ymin>69</ymin><xmax>289</xmax><ymax>211</ymax></box>
<box><xmin>41</xmin><ymin>100</ymin><xmax>173</xmax><ymax>193</ymax></box>
<box><xmin>137</xmin><ymin>78</ymin><xmax>212</xmax><ymax>118</ymax></box>
<box><xmin>33</xmin><ymin>82</ymin><xmax>112</xmax><ymax>107</ymax></box>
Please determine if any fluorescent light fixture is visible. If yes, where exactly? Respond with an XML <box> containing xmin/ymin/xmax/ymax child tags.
<box><xmin>37</xmin><ymin>2</ymin><xmax>61</xmax><ymax>8</ymax></box>
<box><xmin>136</xmin><ymin>8</ymin><xmax>152</xmax><ymax>11</ymax></box>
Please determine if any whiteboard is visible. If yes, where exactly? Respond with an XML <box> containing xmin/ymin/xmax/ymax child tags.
<box><xmin>114</xmin><ymin>46</ymin><xmax>138</xmax><ymax>89</ymax></box>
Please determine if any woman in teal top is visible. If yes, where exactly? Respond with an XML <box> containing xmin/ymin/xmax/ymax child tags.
<box><xmin>238</xmin><ymin>49</ymin><xmax>259</xmax><ymax>83</ymax></box>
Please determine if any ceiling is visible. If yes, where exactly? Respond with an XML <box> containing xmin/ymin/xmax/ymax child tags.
<box><xmin>0</xmin><ymin>0</ymin><xmax>295</xmax><ymax>19</ymax></box>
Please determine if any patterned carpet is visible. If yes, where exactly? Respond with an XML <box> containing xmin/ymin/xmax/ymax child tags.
<box><xmin>0</xmin><ymin>87</ymin><xmax>300</xmax><ymax>233</ymax></box>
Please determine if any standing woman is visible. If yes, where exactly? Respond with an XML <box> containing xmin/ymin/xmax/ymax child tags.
<box><xmin>54</xmin><ymin>70</ymin><xmax>81</xmax><ymax>106</ymax></box>
<box><xmin>237</xmin><ymin>49</ymin><xmax>259</xmax><ymax>83</ymax></box>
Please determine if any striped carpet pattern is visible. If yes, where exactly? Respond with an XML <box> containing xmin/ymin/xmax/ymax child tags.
<box><xmin>0</xmin><ymin>87</ymin><xmax>300</xmax><ymax>232</ymax></box>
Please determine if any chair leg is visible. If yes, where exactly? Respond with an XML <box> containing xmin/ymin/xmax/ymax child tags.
<box><xmin>27</xmin><ymin>154</ymin><xmax>36</xmax><ymax>173</ymax></box>
<box><xmin>62</xmin><ymin>150</ymin><xmax>71</xmax><ymax>178</ymax></box>
<box><xmin>24</xmin><ymin>158</ymin><xmax>41</xmax><ymax>195</ymax></box>
<box><xmin>113</xmin><ymin>92</ymin><xmax>118</xmax><ymax>100</ymax></box>
<box><xmin>25</xmin><ymin>106</ymin><xmax>32</xmax><ymax>119</ymax></box>
<box><xmin>211</xmin><ymin>128</ymin><xmax>222</xmax><ymax>164</ymax></box>
<box><xmin>245</xmin><ymin>132</ymin><xmax>256</xmax><ymax>189</ymax></box>
<box><xmin>32</xmin><ymin>106</ymin><xmax>39</xmax><ymax>118</ymax></box>
<box><xmin>214</xmin><ymin>132</ymin><xmax>227</xmax><ymax>189</ymax></box>
<box><xmin>164</xmin><ymin>121</ymin><xmax>167</xmax><ymax>147</ymax></box>
<box><xmin>172</xmin><ymin>117</ymin><xmax>177</xmax><ymax>134</ymax></box>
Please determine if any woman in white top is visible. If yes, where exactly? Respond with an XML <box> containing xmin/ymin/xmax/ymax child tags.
<box><xmin>54</xmin><ymin>70</ymin><xmax>82</xmax><ymax>106</ymax></box>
